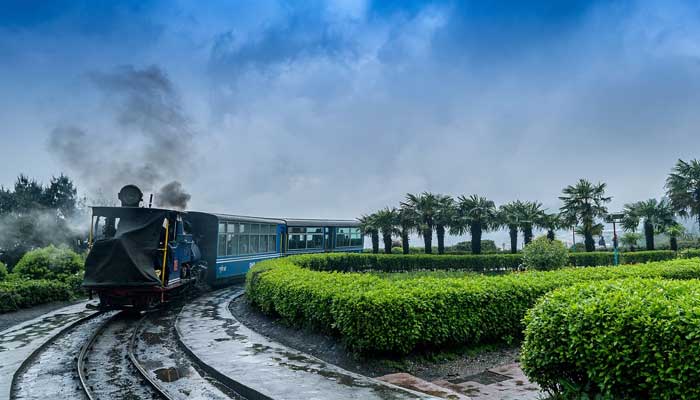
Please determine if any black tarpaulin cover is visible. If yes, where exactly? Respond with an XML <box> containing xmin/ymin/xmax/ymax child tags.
<box><xmin>83</xmin><ymin>208</ymin><xmax>170</xmax><ymax>288</ymax></box>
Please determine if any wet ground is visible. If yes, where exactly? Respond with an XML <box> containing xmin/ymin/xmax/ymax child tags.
<box><xmin>134</xmin><ymin>304</ymin><xmax>243</xmax><ymax>399</ymax></box>
<box><xmin>12</xmin><ymin>312</ymin><xmax>115</xmax><ymax>399</ymax></box>
<box><xmin>177</xmin><ymin>287</ymin><xmax>434</xmax><ymax>400</ymax></box>
<box><xmin>0</xmin><ymin>300</ymin><xmax>98</xmax><ymax>399</ymax></box>
<box><xmin>81</xmin><ymin>312</ymin><xmax>162</xmax><ymax>399</ymax></box>
<box><xmin>0</xmin><ymin>300</ymin><xmax>84</xmax><ymax>333</ymax></box>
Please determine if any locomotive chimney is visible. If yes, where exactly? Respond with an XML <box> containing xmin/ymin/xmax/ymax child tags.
<box><xmin>118</xmin><ymin>185</ymin><xmax>144</xmax><ymax>207</ymax></box>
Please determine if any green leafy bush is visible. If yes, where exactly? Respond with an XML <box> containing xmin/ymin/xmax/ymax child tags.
<box><xmin>0</xmin><ymin>262</ymin><xmax>7</xmax><ymax>281</ymax></box>
<box><xmin>0</xmin><ymin>280</ymin><xmax>73</xmax><ymax>313</ymax></box>
<box><xmin>521</xmin><ymin>279</ymin><xmax>700</xmax><ymax>399</ymax></box>
<box><xmin>522</xmin><ymin>237</ymin><xmax>568</xmax><ymax>271</ymax></box>
<box><xmin>247</xmin><ymin>255</ymin><xmax>700</xmax><ymax>354</ymax></box>
<box><xmin>13</xmin><ymin>245</ymin><xmax>84</xmax><ymax>282</ymax></box>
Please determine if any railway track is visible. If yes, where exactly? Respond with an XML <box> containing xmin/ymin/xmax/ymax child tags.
<box><xmin>77</xmin><ymin>311</ymin><xmax>170</xmax><ymax>399</ymax></box>
<box><xmin>11</xmin><ymin>296</ymin><xmax>244</xmax><ymax>400</ymax></box>
<box><xmin>77</xmin><ymin>306</ymin><xmax>242</xmax><ymax>400</ymax></box>
<box><xmin>10</xmin><ymin>311</ymin><xmax>111</xmax><ymax>400</ymax></box>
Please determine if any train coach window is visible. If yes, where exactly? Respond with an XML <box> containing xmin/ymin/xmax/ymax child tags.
<box><xmin>268</xmin><ymin>234</ymin><xmax>277</xmax><ymax>252</ymax></box>
<box><xmin>219</xmin><ymin>222</ymin><xmax>226</xmax><ymax>233</ymax></box>
<box><xmin>336</xmin><ymin>227</ymin><xmax>351</xmax><ymax>247</ymax></box>
<box><xmin>251</xmin><ymin>224</ymin><xmax>260</xmax><ymax>234</ymax></box>
<box><xmin>218</xmin><ymin>234</ymin><xmax>226</xmax><ymax>255</ymax></box>
<box><xmin>251</xmin><ymin>235</ymin><xmax>260</xmax><ymax>253</ymax></box>
<box><xmin>289</xmin><ymin>234</ymin><xmax>304</xmax><ymax>250</ymax></box>
<box><xmin>239</xmin><ymin>235</ymin><xmax>250</xmax><ymax>254</ymax></box>
<box><xmin>227</xmin><ymin>222</ymin><xmax>238</xmax><ymax>233</ymax></box>
<box><xmin>227</xmin><ymin>234</ymin><xmax>238</xmax><ymax>256</ymax></box>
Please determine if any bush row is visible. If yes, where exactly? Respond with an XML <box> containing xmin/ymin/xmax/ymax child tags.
<box><xmin>292</xmin><ymin>250</ymin><xmax>679</xmax><ymax>273</ymax></box>
<box><xmin>0</xmin><ymin>279</ymin><xmax>75</xmax><ymax>313</ymax></box>
<box><xmin>246</xmin><ymin>256</ymin><xmax>700</xmax><ymax>354</ymax></box>
<box><xmin>521</xmin><ymin>279</ymin><xmax>700</xmax><ymax>399</ymax></box>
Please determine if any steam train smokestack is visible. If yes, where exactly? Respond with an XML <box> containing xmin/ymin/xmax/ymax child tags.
<box><xmin>118</xmin><ymin>185</ymin><xmax>144</xmax><ymax>207</ymax></box>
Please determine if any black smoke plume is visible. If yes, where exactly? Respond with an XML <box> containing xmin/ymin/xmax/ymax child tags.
<box><xmin>48</xmin><ymin>65</ymin><xmax>195</xmax><ymax>209</ymax></box>
<box><xmin>155</xmin><ymin>181</ymin><xmax>191</xmax><ymax>210</ymax></box>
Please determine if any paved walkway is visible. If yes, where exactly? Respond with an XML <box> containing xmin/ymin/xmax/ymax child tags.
<box><xmin>176</xmin><ymin>288</ymin><xmax>437</xmax><ymax>400</ymax></box>
<box><xmin>379</xmin><ymin>363</ymin><xmax>543</xmax><ymax>400</ymax></box>
<box><xmin>0</xmin><ymin>300</ymin><xmax>97</xmax><ymax>399</ymax></box>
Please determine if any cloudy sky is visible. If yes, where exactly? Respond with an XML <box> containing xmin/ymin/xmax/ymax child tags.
<box><xmin>2</xmin><ymin>0</ymin><xmax>700</xmax><ymax>245</ymax></box>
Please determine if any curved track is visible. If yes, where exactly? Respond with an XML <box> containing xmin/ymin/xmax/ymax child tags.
<box><xmin>77</xmin><ymin>311</ymin><xmax>170</xmax><ymax>399</ymax></box>
<box><xmin>78</xmin><ymin>306</ymin><xmax>242</xmax><ymax>400</ymax></box>
<box><xmin>10</xmin><ymin>311</ymin><xmax>109</xmax><ymax>400</ymax></box>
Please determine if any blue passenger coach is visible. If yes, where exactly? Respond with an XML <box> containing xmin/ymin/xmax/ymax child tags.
<box><xmin>185</xmin><ymin>212</ymin><xmax>363</xmax><ymax>285</ymax></box>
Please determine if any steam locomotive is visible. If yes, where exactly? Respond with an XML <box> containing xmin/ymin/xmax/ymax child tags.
<box><xmin>82</xmin><ymin>185</ymin><xmax>363</xmax><ymax>309</ymax></box>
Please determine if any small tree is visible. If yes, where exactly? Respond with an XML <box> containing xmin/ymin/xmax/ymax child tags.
<box><xmin>453</xmin><ymin>195</ymin><xmax>498</xmax><ymax>255</ymax></box>
<box><xmin>373</xmin><ymin>208</ymin><xmax>397</xmax><ymax>254</ymax></box>
<box><xmin>667</xmin><ymin>224</ymin><xmax>686</xmax><ymax>252</ymax></box>
<box><xmin>666</xmin><ymin>159</ymin><xmax>700</xmax><ymax>232</ymax></box>
<box><xmin>358</xmin><ymin>214</ymin><xmax>380</xmax><ymax>254</ymax></box>
<box><xmin>522</xmin><ymin>236</ymin><xmax>569</xmax><ymax>271</ymax></box>
<box><xmin>621</xmin><ymin>232</ymin><xmax>642</xmax><ymax>251</ymax></box>
<box><xmin>559</xmin><ymin>179</ymin><xmax>611</xmax><ymax>252</ymax></box>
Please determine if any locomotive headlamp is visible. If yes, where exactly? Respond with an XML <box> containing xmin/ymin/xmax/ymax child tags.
<box><xmin>118</xmin><ymin>185</ymin><xmax>144</xmax><ymax>207</ymax></box>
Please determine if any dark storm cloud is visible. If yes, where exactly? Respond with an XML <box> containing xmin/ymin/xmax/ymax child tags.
<box><xmin>4</xmin><ymin>0</ymin><xmax>700</xmax><ymax>243</ymax></box>
<box><xmin>48</xmin><ymin>65</ymin><xmax>193</xmax><ymax>209</ymax></box>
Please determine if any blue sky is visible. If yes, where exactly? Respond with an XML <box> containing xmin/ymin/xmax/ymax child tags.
<box><xmin>2</xmin><ymin>0</ymin><xmax>700</xmax><ymax>243</ymax></box>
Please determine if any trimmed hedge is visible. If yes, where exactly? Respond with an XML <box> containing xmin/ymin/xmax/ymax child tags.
<box><xmin>0</xmin><ymin>279</ymin><xmax>74</xmax><ymax>313</ymax></box>
<box><xmin>247</xmin><ymin>256</ymin><xmax>700</xmax><ymax>354</ymax></box>
<box><xmin>521</xmin><ymin>279</ymin><xmax>700</xmax><ymax>399</ymax></box>
<box><xmin>293</xmin><ymin>252</ymin><xmax>523</xmax><ymax>273</ymax></box>
<box><xmin>292</xmin><ymin>250</ymin><xmax>679</xmax><ymax>274</ymax></box>
<box><xmin>681</xmin><ymin>248</ymin><xmax>700</xmax><ymax>259</ymax></box>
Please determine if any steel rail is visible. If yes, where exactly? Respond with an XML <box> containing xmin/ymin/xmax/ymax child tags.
<box><xmin>76</xmin><ymin>312</ymin><xmax>120</xmax><ymax>400</ymax></box>
<box><xmin>126</xmin><ymin>312</ymin><xmax>174</xmax><ymax>400</ymax></box>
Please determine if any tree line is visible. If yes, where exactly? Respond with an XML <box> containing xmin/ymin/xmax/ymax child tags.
<box><xmin>0</xmin><ymin>174</ymin><xmax>83</xmax><ymax>266</ymax></box>
<box><xmin>359</xmin><ymin>158</ymin><xmax>700</xmax><ymax>255</ymax></box>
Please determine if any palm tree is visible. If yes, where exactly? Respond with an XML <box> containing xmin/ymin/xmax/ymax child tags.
<box><xmin>667</xmin><ymin>223</ymin><xmax>686</xmax><ymax>252</ymax></box>
<box><xmin>497</xmin><ymin>201</ymin><xmax>522</xmax><ymax>253</ymax></box>
<box><xmin>541</xmin><ymin>212</ymin><xmax>563</xmax><ymax>241</ymax></box>
<box><xmin>396</xmin><ymin>205</ymin><xmax>416</xmax><ymax>255</ymax></box>
<box><xmin>516</xmin><ymin>201</ymin><xmax>546</xmax><ymax>245</ymax></box>
<box><xmin>434</xmin><ymin>195</ymin><xmax>455</xmax><ymax>254</ymax></box>
<box><xmin>559</xmin><ymin>179</ymin><xmax>611</xmax><ymax>252</ymax></box>
<box><xmin>453</xmin><ymin>195</ymin><xmax>498</xmax><ymax>255</ymax></box>
<box><xmin>666</xmin><ymin>159</ymin><xmax>700</xmax><ymax>232</ymax></box>
<box><xmin>622</xmin><ymin>198</ymin><xmax>675</xmax><ymax>250</ymax></box>
<box><xmin>358</xmin><ymin>213</ymin><xmax>380</xmax><ymax>253</ymax></box>
<box><xmin>373</xmin><ymin>208</ymin><xmax>397</xmax><ymax>254</ymax></box>
<box><xmin>401</xmin><ymin>192</ymin><xmax>439</xmax><ymax>254</ymax></box>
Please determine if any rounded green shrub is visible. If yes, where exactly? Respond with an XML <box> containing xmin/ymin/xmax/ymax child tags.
<box><xmin>522</xmin><ymin>236</ymin><xmax>568</xmax><ymax>271</ymax></box>
<box><xmin>13</xmin><ymin>245</ymin><xmax>84</xmax><ymax>282</ymax></box>
<box><xmin>0</xmin><ymin>262</ymin><xmax>7</xmax><ymax>281</ymax></box>
<box><xmin>521</xmin><ymin>279</ymin><xmax>700</xmax><ymax>399</ymax></box>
